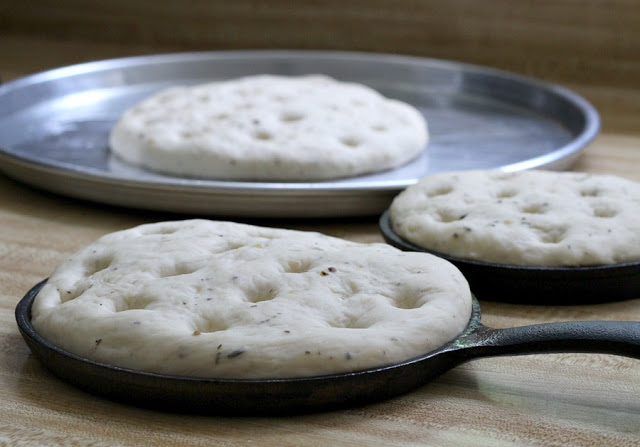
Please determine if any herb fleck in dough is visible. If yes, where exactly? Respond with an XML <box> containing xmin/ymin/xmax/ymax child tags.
<box><xmin>32</xmin><ymin>220</ymin><xmax>471</xmax><ymax>378</ymax></box>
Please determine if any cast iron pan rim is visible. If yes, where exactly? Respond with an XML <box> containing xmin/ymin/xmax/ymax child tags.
<box><xmin>379</xmin><ymin>209</ymin><xmax>640</xmax><ymax>275</ymax></box>
<box><xmin>16</xmin><ymin>279</ymin><xmax>482</xmax><ymax>385</ymax></box>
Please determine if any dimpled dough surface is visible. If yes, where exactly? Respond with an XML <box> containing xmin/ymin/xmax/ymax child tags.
<box><xmin>109</xmin><ymin>75</ymin><xmax>428</xmax><ymax>181</ymax></box>
<box><xmin>390</xmin><ymin>170</ymin><xmax>640</xmax><ymax>266</ymax></box>
<box><xmin>31</xmin><ymin>220</ymin><xmax>471</xmax><ymax>379</ymax></box>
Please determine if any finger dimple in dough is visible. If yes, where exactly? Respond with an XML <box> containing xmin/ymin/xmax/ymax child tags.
<box><xmin>114</xmin><ymin>293</ymin><xmax>155</xmax><ymax>313</ymax></box>
<box><xmin>496</xmin><ymin>187</ymin><xmax>518</xmax><ymax>199</ymax></box>
<box><xmin>31</xmin><ymin>220</ymin><xmax>471</xmax><ymax>379</ymax></box>
<box><xmin>426</xmin><ymin>184</ymin><xmax>454</xmax><ymax>198</ymax></box>
<box><xmin>109</xmin><ymin>74</ymin><xmax>428</xmax><ymax>181</ymax></box>
<box><xmin>390</xmin><ymin>169</ymin><xmax>640</xmax><ymax>266</ymax></box>
<box><xmin>591</xmin><ymin>203</ymin><xmax>618</xmax><ymax>218</ymax></box>
<box><xmin>529</xmin><ymin>222</ymin><xmax>568</xmax><ymax>244</ymax></box>
<box><xmin>83</xmin><ymin>254</ymin><xmax>114</xmax><ymax>278</ymax></box>
<box><xmin>283</xmin><ymin>258</ymin><xmax>314</xmax><ymax>274</ymax></box>
<box><xmin>242</xmin><ymin>279</ymin><xmax>280</xmax><ymax>304</ymax></box>
<box><xmin>520</xmin><ymin>202</ymin><xmax>548</xmax><ymax>215</ymax></box>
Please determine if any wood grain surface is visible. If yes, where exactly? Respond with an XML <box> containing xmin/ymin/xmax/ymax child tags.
<box><xmin>1</xmin><ymin>4</ymin><xmax>640</xmax><ymax>444</ymax></box>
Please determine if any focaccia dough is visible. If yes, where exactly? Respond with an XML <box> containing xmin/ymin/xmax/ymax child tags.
<box><xmin>32</xmin><ymin>220</ymin><xmax>471</xmax><ymax>378</ymax></box>
<box><xmin>390</xmin><ymin>169</ymin><xmax>640</xmax><ymax>266</ymax></box>
<box><xmin>109</xmin><ymin>75</ymin><xmax>428</xmax><ymax>181</ymax></box>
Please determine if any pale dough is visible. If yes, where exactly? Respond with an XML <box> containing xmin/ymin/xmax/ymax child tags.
<box><xmin>390</xmin><ymin>169</ymin><xmax>640</xmax><ymax>266</ymax></box>
<box><xmin>109</xmin><ymin>75</ymin><xmax>428</xmax><ymax>181</ymax></box>
<box><xmin>32</xmin><ymin>220</ymin><xmax>471</xmax><ymax>378</ymax></box>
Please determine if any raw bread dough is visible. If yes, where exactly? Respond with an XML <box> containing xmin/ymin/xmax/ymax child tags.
<box><xmin>109</xmin><ymin>75</ymin><xmax>428</xmax><ymax>181</ymax></box>
<box><xmin>32</xmin><ymin>219</ymin><xmax>471</xmax><ymax>378</ymax></box>
<box><xmin>391</xmin><ymin>169</ymin><xmax>640</xmax><ymax>266</ymax></box>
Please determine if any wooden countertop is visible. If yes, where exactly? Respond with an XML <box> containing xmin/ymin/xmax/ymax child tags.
<box><xmin>1</xmin><ymin>36</ymin><xmax>639</xmax><ymax>446</ymax></box>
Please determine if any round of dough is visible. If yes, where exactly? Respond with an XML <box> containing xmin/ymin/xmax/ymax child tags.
<box><xmin>32</xmin><ymin>220</ymin><xmax>471</xmax><ymax>379</ymax></box>
<box><xmin>390</xmin><ymin>169</ymin><xmax>640</xmax><ymax>266</ymax></box>
<box><xmin>109</xmin><ymin>74</ymin><xmax>428</xmax><ymax>181</ymax></box>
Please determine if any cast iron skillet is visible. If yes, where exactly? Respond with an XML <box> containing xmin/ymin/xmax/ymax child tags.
<box><xmin>15</xmin><ymin>280</ymin><xmax>640</xmax><ymax>415</ymax></box>
<box><xmin>379</xmin><ymin>210</ymin><xmax>640</xmax><ymax>304</ymax></box>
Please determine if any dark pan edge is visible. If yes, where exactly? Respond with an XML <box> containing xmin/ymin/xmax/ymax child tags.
<box><xmin>379</xmin><ymin>209</ymin><xmax>640</xmax><ymax>304</ymax></box>
<box><xmin>15</xmin><ymin>279</ymin><xmax>481</xmax><ymax>415</ymax></box>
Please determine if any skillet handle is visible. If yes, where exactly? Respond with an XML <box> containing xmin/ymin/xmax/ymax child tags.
<box><xmin>465</xmin><ymin>321</ymin><xmax>640</xmax><ymax>360</ymax></box>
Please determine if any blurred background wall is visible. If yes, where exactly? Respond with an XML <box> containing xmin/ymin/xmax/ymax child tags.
<box><xmin>2</xmin><ymin>0</ymin><xmax>638</xmax><ymax>131</ymax></box>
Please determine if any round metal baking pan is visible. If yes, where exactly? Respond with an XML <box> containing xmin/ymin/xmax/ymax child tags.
<box><xmin>379</xmin><ymin>210</ymin><xmax>640</xmax><ymax>304</ymax></box>
<box><xmin>0</xmin><ymin>50</ymin><xmax>599</xmax><ymax>217</ymax></box>
<box><xmin>16</xmin><ymin>280</ymin><xmax>640</xmax><ymax>414</ymax></box>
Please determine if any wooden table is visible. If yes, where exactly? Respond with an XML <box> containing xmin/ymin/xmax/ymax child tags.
<box><xmin>1</xmin><ymin>37</ymin><xmax>639</xmax><ymax>446</ymax></box>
